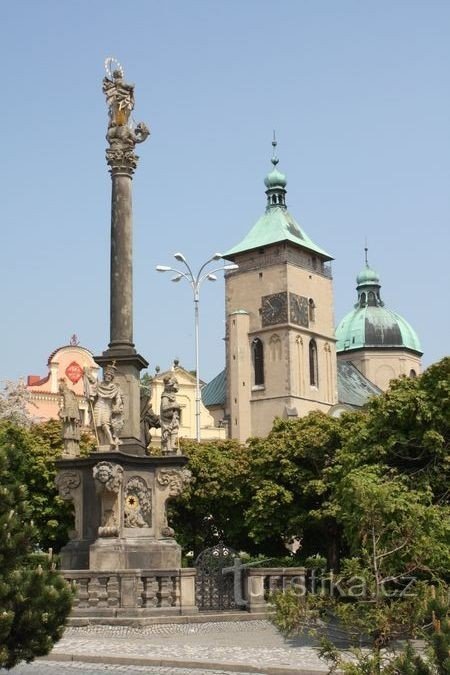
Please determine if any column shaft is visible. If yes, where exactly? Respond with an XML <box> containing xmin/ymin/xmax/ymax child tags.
<box><xmin>110</xmin><ymin>172</ymin><xmax>134</xmax><ymax>352</ymax></box>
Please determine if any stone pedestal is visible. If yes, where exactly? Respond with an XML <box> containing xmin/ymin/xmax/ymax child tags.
<box><xmin>95</xmin><ymin>352</ymin><xmax>148</xmax><ymax>455</ymax></box>
<box><xmin>56</xmin><ymin>453</ymin><xmax>190</xmax><ymax>572</ymax></box>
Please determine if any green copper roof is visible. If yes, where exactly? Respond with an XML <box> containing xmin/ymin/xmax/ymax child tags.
<box><xmin>356</xmin><ymin>264</ymin><xmax>380</xmax><ymax>286</ymax></box>
<box><xmin>336</xmin><ymin>259</ymin><xmax>422</xmax><ymax>354</ymax></box>
<box><xmin>336</xmin><ymin>305</ymin><xmax>422</xmax><ymax>353</ymax></box>
<box><xmin>264</xmin><ymin>168</ymin><xmax>287</xmax><ymax>188</ymax></box>
<box><xmin>202</xmin><ymin>369</ymin><xmax>226</xmax><ymax>407</ymax></box>
<box><xmin>224</xmin><ymin>205</ymin><xmax>333</xmax><ymax>259</ymax></box>
<box><xmin>337</xmin><ymin>360</ymin><xmax>382</xmax><ymax>407</ymax></box>
<box><xmin>224</xmin><ymin>139</ymin><xmax>333</xmax><ymax>260</ymax></box>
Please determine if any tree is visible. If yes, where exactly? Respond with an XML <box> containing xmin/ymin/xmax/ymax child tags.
<box><xmin>0</xmin><ymin>380</ymin><xmax>36</xmax><ymax>428</ymax></box>
<box><xmin>0</xmin><ymin>442</ymin><xmax>73</xmax><ymax>669</ymax></box>
<box><xmin>0</xmin><ymin>420</ymin><xmax>89</xmax><ymax>552</ymax></box>
<box><xmin>334</xmin><ymin>358</ymin><xmax>450</xmax><ymax>502</ymax></box>
<box><xmin>171</xmin><ymin>438</ymin><xmax>254</xmax><ymax>557</ymax></box>
<box><xmin>244</xmin><ymin>412</ymin><xmax>346</xmax><ymax>562</ymax></box>
<box><xmin>270</xmin><ymin>469</ymin><xmax>450</xmax><ymax>673</ymax></box>
<box><xmin>269</xmin><ymin>360</ymin><xmax>450</xmax><ymax>672</ymax></box>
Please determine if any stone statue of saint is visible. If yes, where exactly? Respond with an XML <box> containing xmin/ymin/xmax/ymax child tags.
<box><xmin>160</xmin><ymin>375</ymin><xmax>181</xmax><ymax>456</ymax></box>
<box><xmin>58</xmin><ymin>379</ymin><xmax>81</xmax><ymax>457</ymax></box>
<box><xmin>140</xmin><ymin>390</ymin><xmax>160</xmax><ymax>452</ymax></box>
<box><xmin>102</xmin><ymin>62</ymin><xmax>150</xmax><ymax>173</ymax></box>
<box><xmin>102</xmin><ymin>68</ymin><xmax>135</xmax><ymax>126</ymax></box>
<box><xmin>84</xmin><ymin>363</ymin><xmax>124</xmax><ymax>451</ymax></box>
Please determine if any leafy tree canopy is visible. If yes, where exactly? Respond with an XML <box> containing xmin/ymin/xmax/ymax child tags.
<box><xmin>0</xmin><ymin>420</ymin><xmax>75</xmax><ymax>552</ymax></box>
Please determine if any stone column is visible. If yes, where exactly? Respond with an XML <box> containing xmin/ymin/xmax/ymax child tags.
<box><xmin>96</xmin><ymin>64</ymin><xmax>150</xmax><ymax>455</ymax></box>
<box><xmin>110</xmin><ymin>171</ymin><xmax>134</xmax><ymax>352</ymax></box>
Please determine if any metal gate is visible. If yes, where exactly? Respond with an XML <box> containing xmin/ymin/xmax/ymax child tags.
<box><xmin>194</xmin><ymin>542</ymin><xmax>240</xmax><ymax>611</ymax></box>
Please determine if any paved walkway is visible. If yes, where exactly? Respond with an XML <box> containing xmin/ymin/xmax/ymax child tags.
<box><xmin>11</xmin><ymin>620</ymin><xmax>329</xmax><ymax>675</ymax></box>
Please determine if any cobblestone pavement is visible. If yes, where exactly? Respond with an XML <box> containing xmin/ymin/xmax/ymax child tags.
<box><xmin>12</xmin><ymin>661</ymin><xmax>262</xmax><ymax>675</ymax></box>
<box><xmin>26</xmin><ymin>620</ymin><xmax>328</xmax><ymax>673</ymax></box>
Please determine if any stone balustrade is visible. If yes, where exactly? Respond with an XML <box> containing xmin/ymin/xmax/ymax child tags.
<box><xmin>64</xmin><ymin>566</ymin><xmax>306</xmax><ymax>618</ymax></box>
<box><xmin>244</xmin><ymin>567</ymin><xmax>306</xmax><ymax>613</ymax></box>
<box><xmin>64</xmin><ymin>568</ymin><xmax>197</xmax><ymax>617</ymax></box>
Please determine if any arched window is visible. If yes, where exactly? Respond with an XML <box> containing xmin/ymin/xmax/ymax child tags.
<box><xmin>409</xmin><ymin>369</ymin><xmax>417</xmax><ymax>378</ymax></box>
<box><xmin>368</xmin><ymin>291</ymin><xmax>376</xmax><ymax>306</ymax></box>
<box><xmin>309</xmin><ymin>339</ymin><xmax>318</xmax><ymax>387</ymax></box>
<box><xmin>360</xmin><ymin>292</ymin><xmax>366</xmax><ymax>306</ymax></box>
<box><xmin>308</xmin><ymin>298</ymin><xmax>316</xmax><ymax>322</ymax></box>
<box><xmin>252</xmin><ymin>338</ymin><xmax>265</xmax><ymax>386</ymax></box>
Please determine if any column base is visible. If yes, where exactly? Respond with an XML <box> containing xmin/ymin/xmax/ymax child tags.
<box><xmin>89</xmin><ymin>537</ymin><xmax>182</xmax><ymax>571</ymax></box>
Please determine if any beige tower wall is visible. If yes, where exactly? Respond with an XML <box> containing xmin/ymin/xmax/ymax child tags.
<box><xmin>338</xmin><ymin>349</ymin><xmax>422</xmax><ymax>391</ymax></box>
<box><xmin>227</xmin><ymin>311</ymin><xmax>252</xmax><ymax>442</ymax></box>
<box><xmin>225</xmin><ymin>243</ymin><xmax>338</xmax><ymax>440</ymax></box>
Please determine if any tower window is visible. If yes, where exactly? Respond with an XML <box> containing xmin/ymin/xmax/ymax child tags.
<box><xmin>309</xmin><ymin>339</ymin><xmax>318</xmax><ymax>387</ymax></box>
<box><xmin>360</xmin><ymin>292</ymin><xmax>366</xmax><ymax>306</ymax></box>
<box><xmin>308</xmin><ymin>298</ymin><xmax>316</xmax><ymax>322</ymax></box>
<box><xmin>368</xmin><ymin>291</ymin><xmax>376</xmax><ymax>306</ymax></box>
<box><xmin>409</xmin><ymin>369</ymin><xmax>417</xmax><ymax>378</ymax></box>
<box><xmin>252</xmin><ymin>338</ymin><xmax>265</xmax><ymax>386</ymax></box>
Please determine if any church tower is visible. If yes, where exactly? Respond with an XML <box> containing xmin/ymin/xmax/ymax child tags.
<box><xmin>223</xmin><ymin>140</ymin><xmax>338</xmax><ymax>440</ymax></box>
<box><xmin>336</xmin><ymin>253</ymin><xmax>422</xmax><ymax>390</ymax></box>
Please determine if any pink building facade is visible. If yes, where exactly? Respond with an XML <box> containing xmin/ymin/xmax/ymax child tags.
<box><xmin>26</xmin><ymin>340</ymin><xmax>99</xmax><ymax>425</ymax></box>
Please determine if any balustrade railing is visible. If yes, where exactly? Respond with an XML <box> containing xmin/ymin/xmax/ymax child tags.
<box><xmin>64</xmin><ymin>569</ymin><xmax>197</xmax><ymax>616</ymax></box>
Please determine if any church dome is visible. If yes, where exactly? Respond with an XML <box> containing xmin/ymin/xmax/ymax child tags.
<box><xmin>336</xmin><ymin>260</ymin><xmax>422</xmax><ymax>354</ymax></box>
<box><xmin>336</xmin><ymin>306</ymin><xmax>422</xmax><ymax>353</ymax></box>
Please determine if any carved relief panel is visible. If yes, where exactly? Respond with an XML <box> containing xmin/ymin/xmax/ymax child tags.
<box><xmin>124</xmin><ymin>476</ymin><xmax>152</xmax><ymax>528</ymax></box>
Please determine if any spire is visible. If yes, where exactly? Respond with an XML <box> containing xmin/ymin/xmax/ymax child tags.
<box><xmin>271</xmin><ymin>130</ymin><xmax>279</xmax><ymax>167</ymax></box>
<box><xmin>264</xmin><ymin>132</ymin><xmax>287</xmax><ymax>209</ymax></box>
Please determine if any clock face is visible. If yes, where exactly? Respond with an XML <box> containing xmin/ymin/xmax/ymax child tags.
<box><xmin>289</xmin><ymin>293</ymin><xmax>309</xmax><ymax>327</ymax></box>
<box><xmin>261</xmin><ymin>292</ymin><xmax>288</xmax><ymax>326</ymax></box>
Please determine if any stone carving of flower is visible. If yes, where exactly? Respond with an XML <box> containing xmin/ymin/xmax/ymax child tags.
<box><xmin>126</xmin><ymin>495</ymin><xmax>139</xmax><ymax>510</ymax></box>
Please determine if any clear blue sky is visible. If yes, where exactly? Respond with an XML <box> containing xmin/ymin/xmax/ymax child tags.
<box><xmin>1</xmin><ymin>1</ymin><xmax>449</xmax><ymax>384</ymax></box>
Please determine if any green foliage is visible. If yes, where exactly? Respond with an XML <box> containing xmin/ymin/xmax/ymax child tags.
<box><xmin>268</xmin><ymin>360</ymin><xmax>450</xmax><ymax>673</ymax></box>
<box><xmin>0</xmin><ymin>444</ymin><xmax>73</xmax><ymax>669</ymax></box>
<box><xmin>171</xmin><ymin>438</ymin><xmax>254</xmax><ymax>556</ymax></box>
<box><xmin>0</xmin><ymin>420</ymin><xmax>75</xmax><ymax>552</ymax></box>
<box><xmin>245</xmin><ymin>412</ymin><xmax>345</xmax><ymax>560</ymax></box>
<box><xmin>332</xmin><ymin>358</ymin><xmax>450</xmax><ymax>502</ymax></box>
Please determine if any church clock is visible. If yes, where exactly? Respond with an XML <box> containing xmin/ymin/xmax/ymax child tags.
<box><xmin>289</xmin><ymin>293</ymin><xmax>309</xmax><ymax>327</ymax></box>
<box><xmin>261</xmin><ymin>292</ymin><xmax>288</xmax><ymax>326</ymax></box>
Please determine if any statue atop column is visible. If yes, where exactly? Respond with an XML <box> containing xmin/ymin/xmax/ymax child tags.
<box><xmin>58</xmin><ymin>379</ymin><xmax>81</xmax><ymax>457</ymax></box>
<box><xmin>84</xmin><ymin>363</ymin><xmax>124</xmax><ymax>451</ymax></box>
<box><xmin>103</xmin><ymin>58</ymin><xmax>150</xmax><ymax>174</ymax></box>
<box><xmin>160</xmin><ymin>375</ymin><xmax>181</xmax><ymax>455</ymax></box>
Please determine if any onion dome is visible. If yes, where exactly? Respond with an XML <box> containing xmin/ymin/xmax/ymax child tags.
<box><xmin>264</xmin><ymin>167</ymin><xmax>287</xmax><ymax>189</ymax></box>
<box><xmin>264</xmin><ymin>134</ymin><xmax>287</xmax><ymax>206</ymax></box>
<box><xmin>356</xmin><ymin>264</ymin><xmax>380</xmax><ymax>286</ymax></box>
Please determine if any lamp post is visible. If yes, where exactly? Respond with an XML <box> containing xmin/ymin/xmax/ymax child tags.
<box><xmin>156</xmin><ymin>253</ymin><xmax>238</xmax><ymax>442</ymax></box>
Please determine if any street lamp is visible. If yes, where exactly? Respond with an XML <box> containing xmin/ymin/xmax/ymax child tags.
<box><xmin>156</xmin><ymin>253</ymin><xmax>238</xmax><ymax>442</ymax></box>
